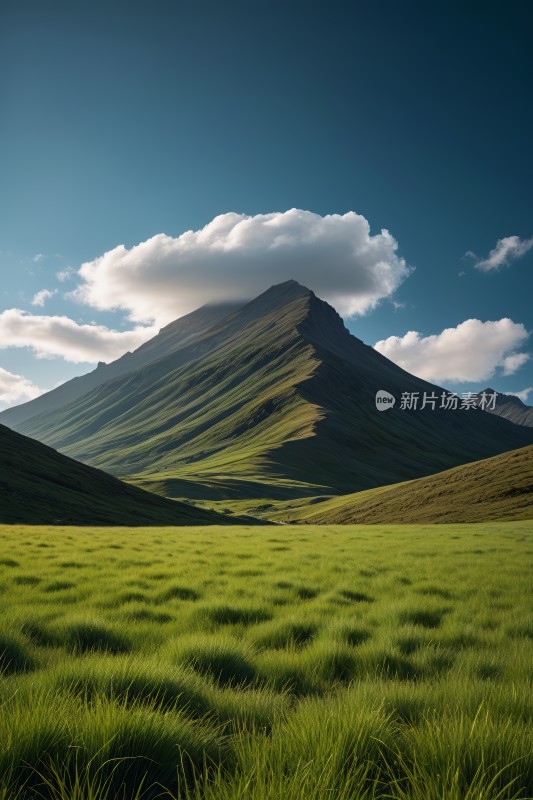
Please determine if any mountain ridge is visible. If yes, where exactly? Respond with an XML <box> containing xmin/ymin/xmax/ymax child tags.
<box><xmin>0</xmin><ymin>301</ymin><xmax>241</xmax><ymax>428</ymax></box>
<box><xmin>476</xmin><ymin>387</ymin><xmax>533</xmax><ymax>428</ymax></box>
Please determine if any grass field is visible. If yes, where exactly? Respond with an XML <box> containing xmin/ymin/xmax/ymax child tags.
<box><xmin>0</xmin><ymin>522</ymin><xmax>531</xmax><ymax>799</ymax></box>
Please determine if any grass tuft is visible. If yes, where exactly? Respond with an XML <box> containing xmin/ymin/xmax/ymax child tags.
<box><xmin>178</xmin><ymin>639</ymin><xmax>257</xmax><ymax>687</ymax></box>
<box><xmin>0</xmin><ymin>632</ymin><xmax>35</xmax><ymax>675</ymax></box>
<box><xmin>62</xmin><ymin>621</ymin><xmax>132</xmax><ymax>655</ymax></box>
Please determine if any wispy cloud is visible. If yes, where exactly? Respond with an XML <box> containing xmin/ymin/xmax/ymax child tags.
<box><xmin>374</xmin><ymin>318</ymin><xmax>530</xmax><ymax>383</ymax></box>
<box><xmin>468</xmin><ymin>235</ymin><xmax>533</xmax><ymax>272</ymax></box>
<box><xmin>501</xmin><ymin>352</ymin><xmax>530</xmax><ymax>376</ymax></box>
<box><xmin>0</xmin><ymin>309</ymin><xmax>156</xmax><ymax>363</ymax></box>
<box><xmin>56</xmin><ymin>267</ymin><xmax>75</xmax><ymax>282</ymax></box>
<box><xmin>70</xmin><ymin>209</ymin><xmax>412</xmax><ymax>326</ymax></box>
<box><xmin>31</xmin><ymin>288</ymin><xmax>57</xmax><ymax>307</ymax></box>
<box><xmin>32</xmin><ymin>253</ymin><xmax>44</xmax><ymax>263</ymax></box>
<box><xmin>390</xmin><ymin>300</ymin><xmax>406</xmax><ymax>311</ymax></box>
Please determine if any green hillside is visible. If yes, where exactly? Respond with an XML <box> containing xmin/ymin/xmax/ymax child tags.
<box><xmin>9</xmin><ymin>281</ymin><xmax>533</xmax><ymax>501</ymax></box>
<box><xmin>0</xmin><ymin>424</ymin><xmax>231</xmax><ymax>525</ymax></box>
<box><xmin>271</xmin><ymin>444</ymin><xmax>533</xmax><ymax>524</ymax></box>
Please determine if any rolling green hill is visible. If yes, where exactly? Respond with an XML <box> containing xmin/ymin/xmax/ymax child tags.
<box><xmin>0</xmin><ymin>424</ymin><xmax>230</xmax><ymax>525</ymax></box>
<box><xmin>270</xmin><ymin>444</ymin><xmax>533</xmax><ymax>524</ymax></box>
<box><xmin>6</xmin><ymin>281</ymin><xmax>533</xmax><ymax>501</ymax></box>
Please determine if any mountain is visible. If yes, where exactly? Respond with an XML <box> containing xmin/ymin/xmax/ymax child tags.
<box><xmin>0</xmin><ymin>424</ymin><xmax>230</xmax><ymax>525</ymax></box>
<box><xmin>475</xmin><ymin>388</ymin><xmax>533</xmax><ymax>428</ymax></box>
<box><xmin>0</xmin><ymin>301</ymin><xmax>240</xmax><ymax>428</ymax></box>
<box><xmin>270</xmin><ymin>444</ymin><xmax>533</xmax><ymax>524</ymax></box>
<box><xmin>4</xmin><ymin>281</ymin><xmax>533</xmax><ymax>501</ymax></box>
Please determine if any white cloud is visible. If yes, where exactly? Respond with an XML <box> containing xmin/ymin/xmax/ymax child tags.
<box><xmin>374</xmin><ymin>318</ymin><xmax>530</xmax><ymax>383</ymax></box>
<box><xmin>31</xmin><ymin>288</ymin><xmax>57</xmax><ymax>307</ymax></box>
<box><xmin>70</xmin><ymin>209</ymin><xmax>411</xmax><ymax>325</ymax></box>
<box><xmin>0</xmin><ymin>309</ymin><xmax>156</xmax><ymax>364</ymax></box>
<box><xmin>56</xmin><ymin>267</ymin><xmax>75</xmax><ymax>282</ymax></box>
<box><xmin>510</xmin><ymin>387</ymin><xmax>533</xmax><ymax>404</ymax></box>
<box><xmin>32</xmin><ymin>253</ymin><xmax>44</xmax><ymax>263</ymax></box>
<box><xmin>471</xmin><ymin>235</ymin><xmax>533</xmax><ymax>272</ymax></box>
<box><xmin>0</xmin><ymin>367</ymin><xmax>44</xmax><ymax>411</ymax></box>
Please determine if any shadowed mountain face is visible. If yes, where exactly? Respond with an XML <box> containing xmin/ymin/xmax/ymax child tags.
<box><xmin>4</xmin><ymin>281</ymin><xmax>533</xmax><ymax>500</ymax></box>
<box><xmin>0</xmin><ymin>424</ymin><xmax>230</xmax><ymax>525</ymax></box>
<box><xmin>475</xmin><ymin>388</ymin><xmax>533</xmax><ymax>429</ymax></box>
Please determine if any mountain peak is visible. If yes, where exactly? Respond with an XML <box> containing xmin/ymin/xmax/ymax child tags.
<box><xmin>260</xmin><ymin>279</ymin><xmax>313</xmax><ymax>300</ymax></box>
<box><xmin>278</xmin><ymin>278</ymin><xmax>311</xmax><ymax>291</ymax></box>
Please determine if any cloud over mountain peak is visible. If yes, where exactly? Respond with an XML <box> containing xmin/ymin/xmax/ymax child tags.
<box><xmin>70</xmin><ymin>209</ymin><xmax>411</xmax><ymax>325</ymax></box>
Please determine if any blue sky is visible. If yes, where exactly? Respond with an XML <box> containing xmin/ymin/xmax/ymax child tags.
<box><xmin>1</xmin><ymin>0</ymin><xmax>532</xmax><ymax>408</ymax></box>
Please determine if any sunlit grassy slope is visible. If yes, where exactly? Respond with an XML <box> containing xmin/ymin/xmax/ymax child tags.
<box><xmin>265</xmin><ymin>444</ymin><xmax>533</xmax><ymax>524</ymax></box>
<box><xmin>0</xmin><ymin>522</ymin><xmax>531</xmax><ymax>798</ymax></box>
<box><xmin>0</xmin><ymin>424</ymin><xmax>229</xmax><ymax>525</ymax></box>
<box><xmin>15</xmin><ymin>281</ymin><xmax>533</xmax><ymax>501</ymax></box>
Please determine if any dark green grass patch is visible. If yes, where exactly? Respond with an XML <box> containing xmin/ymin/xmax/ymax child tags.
<box><xmin>115</xmin><ymin>591</ymin><xmax>149</xmax><ymax>605</ymax></box>
<box><xmin>399</xmin><ymin>608</ymin><xmax>448</xmax><ymax>629</ymax></box>
<box><xmin>252</xmin><ymin>621</ymin><xmax>318</xmax><ymax>650</ymax></box>
<box><xmin>314</xmin><ymin>646</ymin><xmax>358</xmax><ymax>683</ymax></box>
<box><xmin>178</xmin><ymin>640</ymin><xmax>257</xmax><ymax>687</ymax></box>
<box><xmin>42</xmin><ymin>581</ymin><xmax>76</xmax><ymax>593</ymax></box>
<box><xmin>0</xmin><ymin>633</ymin><xmax>34</xmax><ymax>674</ymax></box>
<box><xmin>339</xmin><ymin>590</ymin><xmax>374</xmax><ymax>603</ymax></box>
<box><xmin>123</xmin><ymin>606</ymin><xmax>174</xmax><ymax>623</ymax></box>
<box><xmin>415</xmin><ymin>584</ymin><xmax>454</xmax><ymax>599</ymax></box>
<box><xmin>202</xmin><ymin>605</ymin><xmax>272</xmax><ymax>626</ymax></box>
<box><xmin>375</xmin><ymin>652</ymin><xmax>419</xmax><ymax>680</ymax></box>
<box><xmin>295</xmin><ymin>586</ymin><xmax>319</xmax><ymax>600</ymax></box>
<box><xmin>62</xmin><ymin>621</ymin><xmax>132</xmax><ymax>655</ymax></box>
<box><xmin>396</xmin><ymin>634</ymin><xmax>426</xmax><ymax>656</ymax></box>
<box><xmin>20</xmin><ymin>618</ymin><xmax>59</xmax><ymax>648</ymax></box>
<box><xmin>13</xmin><ymin>574</ymin><xmax>41</xmax><ymax>585</ymax></box>
<box><xmin>507</xmin><ymin>621</ymin><xmax>533</xmax><ymax>640</ymax></box>
<box><xmin>343</xmin><ymin>626</ymin><xmax>372</xmax><ymax>647</ymax></box>
<box><xmin>158</xmin><ymin>585</ymin><xmax>201</xmax><ymax>602</ymax></box>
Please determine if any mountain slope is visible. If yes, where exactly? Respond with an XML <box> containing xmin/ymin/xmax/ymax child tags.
<box><xmin>0</xmin><ymin>302</ymin><xmax>240</xmax><ymax>428</ymax></box>
<box><xmin>0</xmin><ymin>424</ymin><xmax>230</xmax><ymax>525</ymax></box>
<box><xmin>270</xmin><ymin>444</ymin><xmax>533</xmax><ymax>524</ymax></box>
<box><xmin>476</xmin><ymin>388</ymin><xmax>533</xmax><ymax>428</ymax></box>
<box><xmin>8</xmin><ymin>281</ymin><xmax>533</xmax><ymax>500</ymax></box>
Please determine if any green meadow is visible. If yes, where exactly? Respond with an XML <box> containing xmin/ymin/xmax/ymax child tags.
<box><xmin>0</xmin><ymin>522</ymin><xmax>531</xmax><ymax>799</ymax></box>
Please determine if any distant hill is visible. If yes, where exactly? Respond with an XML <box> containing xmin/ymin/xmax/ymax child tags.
<box><xmin>273</xmin><ymin>445</ymin><xmax>533</xmax><ymax>524</ymax></box>
<box><xmin>3</xmin><ymin>281</ymin><xmax>533</xmax><ymax>501</ymax></box>
<box><xmin>475</xmin><ymin>388</ymin><xmax>533</xmax><ymax>428</ymax></box>
<box><xmin>0</xmin><ymin>424</ymin><xmax>230</xmax><ymax>525</ymax></box>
